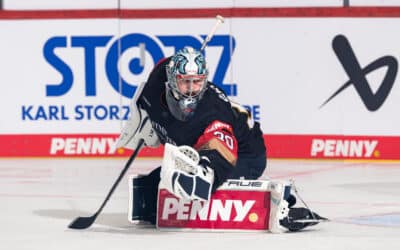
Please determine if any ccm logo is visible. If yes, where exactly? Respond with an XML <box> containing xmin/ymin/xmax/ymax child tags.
<box><xmin>226</xmin><ymin>180</ymin><xmax>263</xmax><ymax>188</ymax></box>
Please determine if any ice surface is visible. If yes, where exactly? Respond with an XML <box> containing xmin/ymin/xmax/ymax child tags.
<box><xmin>1</xmin><ymin>158</ymin><xmax>399</xmax><ymax>250</ymax></box>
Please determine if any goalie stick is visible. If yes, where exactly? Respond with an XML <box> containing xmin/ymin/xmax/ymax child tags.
<box><xmin>200</xmin><ymin>15</ymin><xmax>225</xmax><ymax>51</ymax></box>
<box><xmin>69</xmin><ymin>14</ymin><xmax>224</xmax><ymax>230</ymax></box>
<box><xmin>68</xmin><ymin>139</ymin><xmax>144</xmax><ymax>230</ymax></box>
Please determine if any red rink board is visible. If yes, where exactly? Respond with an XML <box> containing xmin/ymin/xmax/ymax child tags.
<box><xmin>0</xmin><ymin>134</ymin><xmax>399</xmax><ymax>160</ymax></box>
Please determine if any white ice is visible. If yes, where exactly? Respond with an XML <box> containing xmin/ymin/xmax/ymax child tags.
<box><xmin>1</xmin><ymin>158</ymin><xmax>399</xmax><ymax>250</ymax></box>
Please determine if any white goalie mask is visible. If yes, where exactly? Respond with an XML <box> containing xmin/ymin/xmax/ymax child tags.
<box><xmin>166</xmin><ymin>47</ymin><xmax>208</xmax><ymax>121</ymax></box>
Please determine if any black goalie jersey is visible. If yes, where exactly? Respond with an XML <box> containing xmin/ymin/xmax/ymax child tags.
<box><xmin>137</xmin><ymin>58</ymin><xmax>266</xmax><ymax>187</ymax></box>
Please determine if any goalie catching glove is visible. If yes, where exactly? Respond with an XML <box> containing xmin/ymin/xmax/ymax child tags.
<box><xmin>160</xmin><ymin>143</ymin><xmax>214</xmax><ymax>202</ymax></box>
<box><xmin>116</xmin><ymin>82</ymin><xmax>160</xmax><ymax>150</ymax></box>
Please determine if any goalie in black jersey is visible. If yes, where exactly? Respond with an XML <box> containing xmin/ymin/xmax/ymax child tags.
<box><xmin>117</xmin><ymin>47</ymin><xmax>326</xmax><ymax>231</ymax></box>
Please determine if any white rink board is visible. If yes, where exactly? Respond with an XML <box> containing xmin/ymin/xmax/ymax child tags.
<box><xmin>350</xmin><ymin>0</ymin><xmax>400</xmax><ymax>6</ymax></box>
<box><xmin>1</xmin><ymin>17</ymin><xmax>400</xmax><ymax>136</ymax></box>
<box><xmin>2</xmin><ymin>0</ymin><xmax>119</xmax><ymax>10</ymax></box>
<box><xmin>0</xmin><ymin>19</ymin><xmax>122</xmax><ymax>134</ymax></box>
<box><xmin>2</xmin><ymin>0</ymin><xmax>343</xmax><ymax>10</ymax></box>
<box><xmin>120</xmin><ymin>0</ymin><xmax>342</xmax><ymax>9</ymax></box>
<box><xmin>229</xmin><ymin>18</ymin><xmax>400</xmax><ymax>135</ymax></box>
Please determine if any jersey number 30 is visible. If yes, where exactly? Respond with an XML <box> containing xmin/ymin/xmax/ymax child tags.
<box><xmin>214</xmin><ymin>131</ymin><xmax>234</xmax><ymax>150</ymax></box>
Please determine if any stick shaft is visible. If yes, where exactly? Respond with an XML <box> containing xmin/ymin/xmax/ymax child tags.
<box><xmin>97</xmin><ymin>139</ymin><xmax>144</xmax><ymax>213</ymax></box>
<box><xmin>200</xmin><ymin>15</ymin><xmax>225</xmax><ymax>51</ymax></box>
<box><xmin>68</xmin><ymin>139</ymin><xmax>144</xmax><ymax>229</ymax></box>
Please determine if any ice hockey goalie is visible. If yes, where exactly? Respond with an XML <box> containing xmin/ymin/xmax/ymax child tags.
<box><xmin>128</xmin><ymin>144</ymin><xmax>327</xmax><ymax>233</ymax></box>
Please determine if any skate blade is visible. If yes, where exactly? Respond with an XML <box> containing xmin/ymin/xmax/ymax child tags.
<box><xmin>294</xmin><ymin>218</ymin><xmax>329</xmax><ymax>223</ymax></box>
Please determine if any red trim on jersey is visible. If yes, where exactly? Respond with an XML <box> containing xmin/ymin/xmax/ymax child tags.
<box><xmin>194</xmin><ymin>120</ymin><xmax>238</xmax><ymax>160</ymax></box>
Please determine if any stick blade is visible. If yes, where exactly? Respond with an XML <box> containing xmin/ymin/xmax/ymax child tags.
<box><xmin>68</xmin><ymin>215</ymin><xmax>96</xmax><ymax>229</ymax></box>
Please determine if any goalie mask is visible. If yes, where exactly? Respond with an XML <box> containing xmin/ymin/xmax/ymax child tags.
<box><xmin>166</xmin><ymin>47</ymin><xmax>208</xmax><ymax>121</ymax></box>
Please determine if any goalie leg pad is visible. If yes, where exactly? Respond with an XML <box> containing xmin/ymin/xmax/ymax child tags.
<box><xmin>129</xmin><ymin>168</ymin><xmax>161</xmax><ymax>224</ymax></box>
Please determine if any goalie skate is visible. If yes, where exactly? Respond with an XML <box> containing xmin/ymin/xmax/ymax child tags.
<box><xmin>280</xmin><ymin>207</ymin><xmax>328</xmax><ymax>232</ymax></box>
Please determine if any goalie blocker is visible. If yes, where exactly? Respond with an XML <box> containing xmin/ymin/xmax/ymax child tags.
<box><xmin>128</xmin><ymin>177</ymin><xmax>327</xmax><ymax>233</ymax></box>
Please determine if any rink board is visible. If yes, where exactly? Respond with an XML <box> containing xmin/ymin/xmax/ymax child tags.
<box><xmin>1</xmin><ymin>133</ymin><xmax>399</xmax><ymax>160</ymax></box>
<box><xmin>2</xmin><ymin>7</ymin><xmax>400</xmax><ymax>160</ymax></box>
